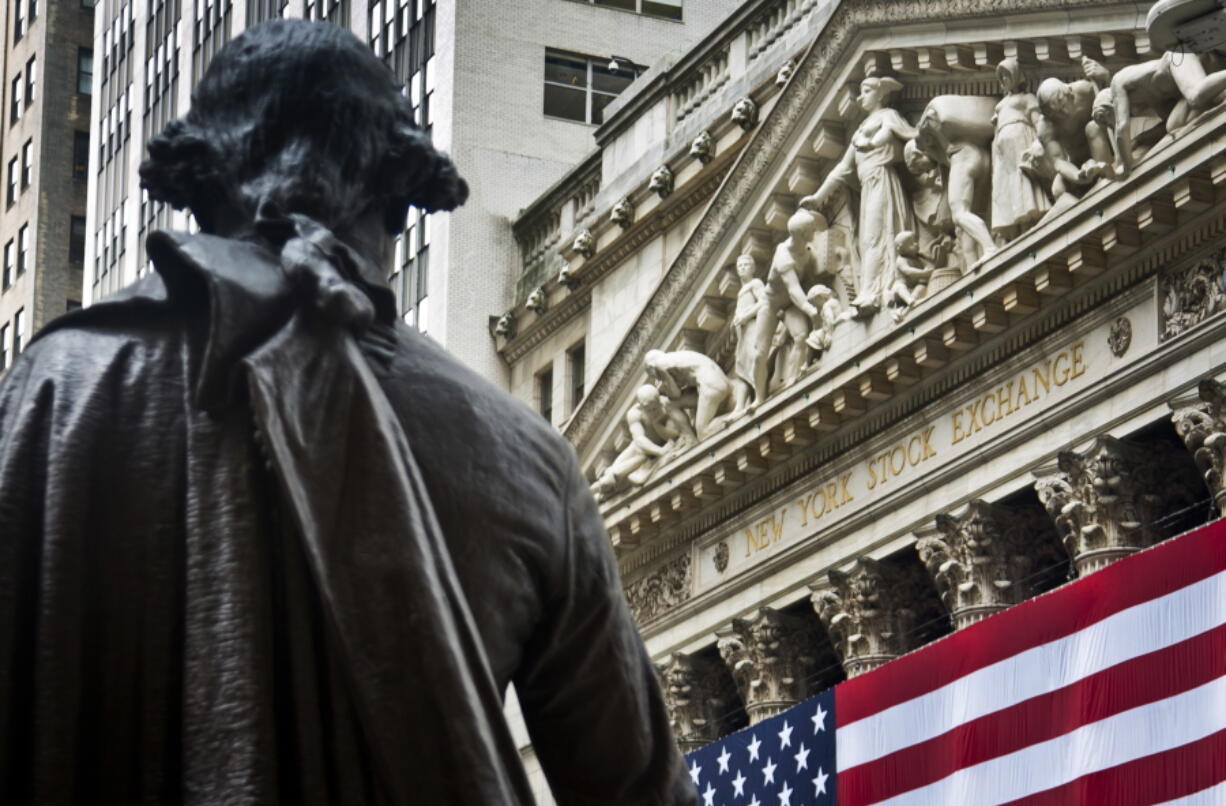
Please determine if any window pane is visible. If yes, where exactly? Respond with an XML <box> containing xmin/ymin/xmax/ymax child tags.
<box><xmin>544</xmin><ymin>83</ymin><xmax>586</xmax><ymax>122</ymax></box>
<box><xmin>642</xmin><ymin>0</ymin><xmax>682</xmax><ymax>19</ymax></box>
<box><xmin>591</xmin><ymin>61</ymin><xmax>634</xmax><ymax>94</ymax></box>
<box><xmin>593</xmin><ymin>0</ymin><xmax>635</xmax><ymax>10</ymax></box>
<box><xmin>544</xmin><ymin>51</ymin><xmax>586</xmax><ymax>87</ymax></box>
<box><xmin>592</xmin><ymin>91</ymin><xmax>619</xmax><ymax>124</ymax></box>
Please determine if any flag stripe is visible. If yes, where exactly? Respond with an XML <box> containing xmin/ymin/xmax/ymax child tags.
<box><xmin>1001</xmin><ymin>727</ymin><xmax>1226</xmax><ymax>806</ymax></box>
<box><xmin>1155</xmin><ymin>779</ymin><xmax>1226</xmax><ymax>805</ymax></box>
<box><xmin>869</xmin><ymin>675</ymin><xmax>1226</xmax><ymax>805</ymax></box>
<box><xmin>836</xmin><ymin>522</ymin><xmax>1226</xmax><ymax>727</ymax></box>
<box><xmin>836</xmin><ymin>567</ymin><xmax>1226</xmax><ymax>769</ymax></box>
<box><xmin>838</xmin><ymin>621</ymin><xmax>1226</xmax><ymax>804</ymax></box>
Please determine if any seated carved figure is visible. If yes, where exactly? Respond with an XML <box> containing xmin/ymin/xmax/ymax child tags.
<box><xmin>804</xmin><ymin>284</ymin><xmax>856</xmax><ymax>354</ymax></box>
<box><xmin>884</xmin><ymin>231</ymin><xmax>934</xmax><ymax>323</ymax></box>
<box><xmin>645</xmin><ymin>348</ymin><xmax>733</xmax><ymax>440</ymax></box>
<box><xmin>591</xmin><ymin>384</ymin><xmax>697</xmax><ymax>501</ymax></box>
<box><xmin>1032</xmin><ymin>57</ymin><xmax>1115</xmax><ymax>219</ymax></box>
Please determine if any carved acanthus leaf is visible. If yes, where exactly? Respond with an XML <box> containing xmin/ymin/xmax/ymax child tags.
<box><xmin>812</xmin><ymin>557</ymin><xmax>922</xmax><ymax>677</ymax></box>
<box><xmin>716</xmin><ymin>608</ymin><xmax>816</xmax><ymax>724</ymax></box>
<box><xmin>625</xmin><ymin>553</ymin><xmax>692</xmax><ymax>624</ymax></box>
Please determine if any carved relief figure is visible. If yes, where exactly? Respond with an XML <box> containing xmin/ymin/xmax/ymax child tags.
<box><xmin>751</xmin><ymin>210</ymin><xmax>822</xmax><ymax>405</ymax></box>
<box><xmin>914</xmin><ymin>94</ymin><xmax>998</xmax><ymax>266</ymax></box>
<box><xmin>644</xmin><ymin>349</ymin><xmax>732</xmax><ymax>440</ymax></box>
<box><xmin>802</xmin><ymin>76</ymin><xmax>916</xmax><ymax>313</ymax></box>
<box><xmin>1030</xmin><ymin>57</ymin><xmax>1114</xmax><ymax>218</ymax></box>
<box><xmin>591</xmin><ymin>384</ymin><xmax>696</xmax><ymax>502</ymax></box>
<box><xmin>992</xmin><ymin>57</ymin><xmax>1051</xmax><ymax>242</ymax></box>
<box><xmin>884</xmin><ymin>231</ymin><xmax>933</xmax><ymax>322</ymax></box>
<box><xmin>731</xmin><ymin>254</ymin><xmax>766</xmax><ymax>413</ymax></box>
<box><xmin>1101</xmin><ymin>51</ymin><xmax>1226</xmax><ymax>178</ymax></box>
<box><xmin>902</xmin><ymin>139</ymin><xmax>960</xmax><ymax>288</ymax></box>
<box><xmin>803</xmin><ymin>284</ymin><xmax>855</xmax><ymax>353</ymax></box>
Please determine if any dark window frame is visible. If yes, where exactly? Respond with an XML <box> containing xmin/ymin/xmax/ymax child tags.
<box><xmin>543</xmin><ymin>48</ymin><xmax>638</xmax><ymax>125</ymax></box>
<box><xmin>77</xmin><ymin>48</ymin><xmax>93</xmax><ymax>95</ymax></box>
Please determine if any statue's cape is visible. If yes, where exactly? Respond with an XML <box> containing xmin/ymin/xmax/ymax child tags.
<box><xmin>0</xmin><ymin>228</ymin><xmax>532</xmax><ymax>804</ymax></box>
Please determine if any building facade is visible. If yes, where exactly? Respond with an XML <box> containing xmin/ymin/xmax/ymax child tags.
<box><xmin>501</xmin><ymin>0</ymin><xmax>1226</xmax><ymax>792</ymax></box>
<box><xmin>82</xmin><ymin>0</ymin><xmax>743</xmax><ymax>383</ymax></box>
<box><xmin>0</xmin><ymin>0</ymin><xmax>94</xmax><ymax>375</ymax></box>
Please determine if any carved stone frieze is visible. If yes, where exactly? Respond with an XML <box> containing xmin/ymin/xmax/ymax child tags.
<box><xmin>657</xmin><ymin>652</ymin><xmax>736</xmax><ymax>751</ymax></box>
<box><xmin>1033</xmin><ymin>436</ymin><xmax>1189</xmax><ymax>576</ymax></box>
<box><xmin>915</xmin><ymin>500</ymin><xmax>1054</xmax><ymax>629</ymax></box>
<box><xmin>811</xmin><ymin>557</ymin><xmax>922</xmax><ymax>677</ymax></box>
<box><xmin>1171</xmin><ymin>379</ymin><xmax>1226</xmax><ymax>511</ymax></box>
<box><xmin>1160</xmin><ymin>247</ymin><xmax>1226</xmax><ymax>341</ymax></box>
<box><xmin>716</xmin><ymin>607</ymin><xmax>817</xmax><ymax>723</ymax></box>
<box><xmin>625</xmin><ymin>552</ymin><xmax>692</xmax><ymax>625</ymax></box>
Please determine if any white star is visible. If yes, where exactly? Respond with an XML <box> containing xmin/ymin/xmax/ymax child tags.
<box><xmin>689</xmin><ymin>761</ymin><xmax>701</xmax><ymax>785</ymax></box>
<box><xmin>812</xmin><ymin>702</ymin><xmax>828</xmax><ymax>733</ymax></box>
<box><xmin>794</xmin><ymin>742</ymin><xmax>810</xmax><ymax>771</ymax></box>
<box><xmin>813</xmin><ymin>766</ymin><xmax>830</xmax><ymax>797</ymax></box>
<box><xmin>762</xmin><ymin>757</ymin><xmax>777</xmax><ymax>785</ymax></box>
<box><xmin>717</xmin><ymin>745</ymin><xmax>732</xmax><ymax>774</ymax></box>
<box><xmin>778</xmin><ymin>781</ymin><xmax>794</xmax><ymax>806</ymax></box>
<box><xmin>747</xmin><ymin>733</ymin><xmax>762</xmax><ymax>762</ymax></box>
<box><xmin>778</xmin><ymin>719</ymin><xmax>794</xmax><ymax>748</ymax></box>
<box><xmin>702</xmin><ymin>782</ymin><xmax>716</xmax><ymax>806</ymax></box>
<box><xmin>732</xmin><ymin>769</ymin><xmax>747</xmax><ymax>796</ymax></box>
<box><xmin>749</xmin><ymin>796</ymin><xmax>761</xmax><ymax>806</ymax></box>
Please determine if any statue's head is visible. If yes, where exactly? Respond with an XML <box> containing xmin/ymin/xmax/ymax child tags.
<box><xmin>644</xmin><ymin>349</ymin><xmax>666</xmax><ymax>370</ymax></box>
<box><xmin>139</xmin><ymin>20</ymin><xmax>466</xmax><ymax>242</ymax></box>
<box><xmin>857</xmin><ymin>76</ymin><xmax>902</xmax><ymax>113</ymax></box>
<box><xmin>1037</xmin><ymin>77</ymin><xmax>1075</xmax><ymax>119</ymax></box>
<box><xmin>894</xmin><ymin>230</ymin><xmax>918</xmax><ymax>255</ymax></box>
<box><xmin>903</xmin><ymin>138</ymin><xmax>937</xmax><ymax>179</ymax></box>
<box><xmin>735</xmin><ymin>253</ymin><xmax>756</xmax><ymax>280</ymax></box>
<box><xmin>787</xmin><ymin>209</ymin><xmax>820</xmax><ymax>240</ymax></box>
<box><xmin>996</xmin><ymin>57</ymin><xmax>1028</xmax><ymax>94</ymax></box>
<box><xmin>635</xmin><ymin>383</ymin><xmax>664</xmax><ymax>413</ymax></box>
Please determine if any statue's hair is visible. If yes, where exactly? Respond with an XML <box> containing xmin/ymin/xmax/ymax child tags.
<box><xmin>996</xmin><ymin>57</ymin><xmax>1029</xmax><ymax>93</ymax></box>
<box><xmin>139</xmin><ymin>20</ymin><xmax>467</xmax><ymax>234</ymax></box>
<box><xmin>861</xmin><ymin>75</ymin><xmax>903</xmax><ymax>96</ymax></box>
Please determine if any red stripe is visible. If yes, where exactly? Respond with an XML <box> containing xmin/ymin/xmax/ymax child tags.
<box><xmin>837</xmin><ymin>622</ymin><xmax>1226</xmax><ymax>805</ymax></box>
<box><xmin>1000</xmin><ymin>727</ymin><xmax>1226</xmax><ymax>806</ymax></box>
<box><xmin>836</xmin><ymin>518</ymin><xmax>1226</xmax><ymax>727</ymax></box>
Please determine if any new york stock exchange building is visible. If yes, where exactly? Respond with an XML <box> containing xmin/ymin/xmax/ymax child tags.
<box><xmin>498</xmin><ymin>0</ymin><xmax>1226</xmax><ymax>801</ymax></box>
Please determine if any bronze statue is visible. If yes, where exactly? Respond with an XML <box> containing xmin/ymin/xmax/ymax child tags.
<box><xmin>0</xmin><ymin>21</ymin><xmax>694</xmax><ymax>805</ymax></box>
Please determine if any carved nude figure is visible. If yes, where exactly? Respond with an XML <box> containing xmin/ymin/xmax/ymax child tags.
<box><xmin>644</xmin><ymin>348</ymin><xmax>732</xmax><ymax>440</ymax></box>
<box><xmin>731</xmin><ymin>254</ymin><xmax>766</xmax><ymax>413</ymax></box>
<box><xmin>751</xmin><ymin>210</ymin><xmax>822</xmax><ymax>404</ymax></box>
<box><xmin>803</xmin><ymin>284</ymin><xmax>856</xmax><ymax>354</ymax></box>
<box><xmin>992</xmin><ymin>57</ymin><xmax>1051</xmax><ymax>241</ymax></box>
<box><xmin>591</xmin><ymin>384</ymin><xmax>696</xmax><ymax>501</ymax></box>
<box><xmin>1100</xmin><ymin>51</ymin><xmax>1226</xmax><ymax>178</ymax></box>
<box><xmin>1031</xmin><ymin>57</ymin><xmax>1115</xmax><ymax>217</ymax></box>
<box><xmin>801</xmin><ymin>76</ymin><xmax>916</xmax><ymax>313</ymax></box>
<box><xmin>914</xmin><ymin>94</ymin><xmax>998</xmax><ymax>266</ymax></box>
<box><xmin>884</xmin><ymin>231</ymin><xmax>934</xmax><ymax>323</ymax></box>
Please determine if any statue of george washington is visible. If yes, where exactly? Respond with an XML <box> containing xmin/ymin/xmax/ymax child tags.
<box><xmin>0</xmin><ymin>20</ymin><xmax>695</xmax><ymax>805</ymax></box>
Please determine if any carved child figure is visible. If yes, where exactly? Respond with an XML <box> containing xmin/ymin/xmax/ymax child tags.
<box><xmin>804</xmin><ymin>284</ymin><xmax>856</xmax><ymax>354</ymax></box>
<box><xmin>884</xmin><ymin>231</ymin><xmax>933</xmax><ymax>323</ymax></box>
<box><xmin>731</xmin><ymin>254</ymin><xmax>766</xmax><ymax>413</ymax></box>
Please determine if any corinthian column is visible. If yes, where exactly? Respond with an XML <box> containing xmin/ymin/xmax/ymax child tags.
<box><xmin>1171</xmin><ymin>379</ymin><xmax>1226</xmax><ymax>512</ymax></box>
<box><xmin>915</xmin><ymin>500</ymin><xmax>1052</xmax><ymax>629</ymax></box>
<box><xmin>656</xmin><ymin>652</ymin><xmax>735</xmax><ymax>752</ymax></box>
<box><xmin>810</xmin><ymin>557</ymin><xmax>922</xmax><ymax>677</ymax></box>
<box><xmin>1033</xmin><ymin>435</ymin><xmax>1186</xmax><ymax>576</ymax></box>
<box><xmin>716</xmin><ymin>608</ymin><xmax>816</xmax><ymax>724</ymax></box>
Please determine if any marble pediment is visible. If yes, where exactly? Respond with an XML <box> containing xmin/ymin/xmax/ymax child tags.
<box><xmin>566</xmin><ymin>0</ymin><xmax>1226</xmax><ymax>562</ymax></box>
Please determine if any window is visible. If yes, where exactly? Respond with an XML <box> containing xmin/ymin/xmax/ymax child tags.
<box><xmin>66</xmin><ymin>299</ymin><xmax>81</xmax><ymax>312</ymax></box>
<box><xmin>571</xmin><ymin>0</ymin><xmax>682</xmax><ymax>19</ymax></box>
<box><xmin>18</xmin><ymin>225</ymin><xmax>30</xmax><ymax>275</ymax></box>
<box><xmin>6</xmin><ymin>159</ymin><xmax>16</xmax><ymax>206</ymax></box>
<box><xmin>544</xmin><ymin>49</ymin><xmax>636</xmax><ymax>125</ymax></box>
<box><xmin>568</xmin><ymin>342</ymin><xmax>586</xmax><ymax>410</ymax></box>
<box><xmin>25</xmin><ymin>57</ymin><xmax>35</xmax><ymax>107</ymax></box>
<box><xmin>21</xmin><ymin>140</ymin><xmax>32</xmax><ymax>189</ymax></box>
<box><xmin>538</xmin><ymin>365</ymin><xmax>554</xmax><ymax>423</ymax></box>
<box><xmin>0</xmin><ymin>324</ymin><xmax>8</xmax><ymax>371</ymax></box>
<box><xmin>73</xmin><ymin>131</ymin><xmax>89</xmax><ymax>179</ymax></box>
<box><xmin>10</xmin><ymin>75</ymin><xmax>21</xmax><ymax>124</ymax></box>
<box><xmin>69</xmin><ymin>216</ymin><xmax>86</xmax><ymax>263</ymax></box>
<box><xmin>77</xmin><ymin>48</ymin><xmax>93</xmax><ymax>95</ymax></box>
<box><xmin>28</xmin><ymin>0</ymin><xmax>35</xmax><ymax>24</ymax></box>
<box><xmin>13</xmin><ymin>308</ymin><xmax>25</xmax><ymax>356</ymax></box>
<box><xmin>13</xmin><ymin>0</ymin><xmax>24</xmax><ymax>42</ymax></box>
<box><xmin>2</xmin><ymin>241</ymin><xmax>11</xmax><ymax>289</ymax></box>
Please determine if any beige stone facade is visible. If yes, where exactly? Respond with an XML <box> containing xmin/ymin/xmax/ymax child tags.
<box><xmin>502</xmin><ymin>0</ymin><xmax>1226</xmax><ymax>790</ymax></box>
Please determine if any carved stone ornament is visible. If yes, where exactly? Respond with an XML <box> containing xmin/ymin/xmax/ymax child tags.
<box><xmin>1108</xmin><ymin>316</ymin><xmax>1132</xmax><ymax>356</ymax></box>
<box><xmin>915</xmin><ymin>500</ymin><xmax>1049</xmax><ymax>629</ymax></box>
<box><xmin>492</xmin><ymin>312</ymin><xmax>516</xmax><ymax>339</ymax></box>
<box><xmin>1159</xmin><ymin>247</ymin><xmax>1226</xmax><ymax>341</ymax></box>
<box><xmin>1033</xmin><ymin>435</ymin><xmax>1187</xmax><ymax>576</ymax></box>
<box><xmin>525</xmin><ymin>286</ymin><xmax>548</xmax><ymax>315</ymax></box>
<box><xmin>811</xmin><ymin>557</ymin><xmax>922</xmax><ymax>677</ymax></box>
<box><xmin>689</xmin><ymin>130</ymin><xmax>715</xmax><ymax>164</ymax></box>
<box><xmin>572</xmin><ymin>228</ymin><xmax>595</xmax><ymax>259</ymax></box>
<box><xmin>649</xmin><ymin>165</ymin><xmax>675</xmax><ymax>199</ymax></box>
<box><xmin>657</xmin><ymin>652</ymin><xmax>734</xmax><ymax>751</ymax></box>
<box><xmin>776</xmin><ymin>59</ymin><xmax>797</xmax><ymax>88</ymax></box>
<box><xmin>730</xmin><ymin>96</ymin><xmax>759</xmax><ymax>131</ymax></box>
<box><xmin>713</xmin><ymin>540</ymin><xmax>730</xmax><ymax>574</ymax></box>
<box><xmin>716</xmin><ymin>607</ymin><xmax>816</xmax><ymax>723</ymax></box>
<box><xmin>557</xmin><ymin>261</ymin><xmax>579</xmax><ymax>290</ymax></box>
<box><xmin>625</xmin><ymin>552</ymin><xmax>692</xmax><ymax>625</ymax></box>
<box><xmin>1171</xmin><ymin>378</ymin><xmax>1226</xmax><ymax>511</ymax></box>
<box><xmin>611</xmin><ymin>196</ymin><xmax>635</xmax><ymax>228</ymax></box>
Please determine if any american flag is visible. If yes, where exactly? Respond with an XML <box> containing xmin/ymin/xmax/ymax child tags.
<box><xmin>687</xmin><ymin>517</ymin><xmax>1226</xmax><ymax>805</ymax></box>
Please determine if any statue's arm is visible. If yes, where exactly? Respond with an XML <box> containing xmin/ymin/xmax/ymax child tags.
<box><xmin>514</xmin><ymin>456</ymin><xmax>698</xmax><ymax>805</ymax></box>
<box><xmin>801</xmin><ymin>146</ymin><xmax>856</xmax><ymax>212</ymax></box>
<box><xmin>628</xmin><ymin>417</ymin><xmax>665</xmax><ymax>456</ymax></box>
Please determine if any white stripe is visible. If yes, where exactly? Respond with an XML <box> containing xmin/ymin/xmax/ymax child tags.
<box><xmin>876</xmin><ymin>674</ymin><xmax>1226</xmax><ymax>806</ymax></box>
<box><xmin>838</xmin><ymin>569</ymin><xmax>1226</xmax><ymax>770</ymax></box>
<box><xmin>1155</xmin><ymin>780</ymin><xmax>1226</xmax><ymax>805</ymax></box>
